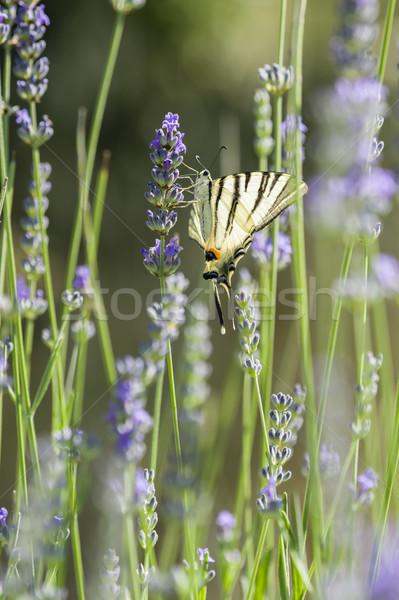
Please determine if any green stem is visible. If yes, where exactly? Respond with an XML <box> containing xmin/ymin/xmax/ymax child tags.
<box><xmin>68</xmin><ymin>462</ymin><xmax>86</xmax><ymax>600</ymax></box>
<box><xmin>30</xmin><ymin>103</ymin><xmax>67</xmax><ymax>429</ymax></box>
<box><xmin>72</xmin><ymin>334</ymin><xmax>89</xmax><ymax>425</ymax></box>
<box><xmin>124</xmin><ymin>467</ymin><xmax>141</xmax><ymax>600</ymax></box>
<box><xmin>66</xmin><ymin>13</ymin><xmax>126</xmax><ymax>289</ymax></box>
<box><xmin>246</xmin><ymin>520</ymin><xmax>270</xmax><ymax>600</ymax></box>
<box><xmin>93</xmin><ymin>151</ymin><xmax>111</xmax><ymax>257</ymax></box>
<box><xmin>317</xmin><ymin>241</ymin><xmax>354</xmax><ymax>446</ymax></box>
<box><xmin>1</xmin><ymin>176</ymin><xmax>41</xmax><ymax>484</ymax></box>
<box><xmin>352</xmin><ymin>244</ymin><xmax>369</xmax><ymax>490</ymax></box>
<box><xmin>83</xmin><ymin>198</ymin><xmax>116</xmax><ymax>384</ymax></box>
<box><xmin>243</xmin><ymin>374</ymin><xmax>254</xmax><ymax>570</ymax></box>
<box><xmin>377</xmin><ymin>0</ymin><xmax>397</xmax><ymax>83</ymax></box>
<box><xmin>262</xmin><ymin>0</ymin><xmax>287</xmax><ymax>406</ymax></box>
<box><xmin>371</xmin><ymin>376</ymin><xmax>399</xmax><ymax>580</ymax></box>
<box><xmin>150</xmin><ymin>369</ymin><xmax>165</xmax><ymax>472</ymax></box>
<box><xmin>159</xmin><ymin>254</ymin><xmax>196</xmax><ymax>592</ymax></box>
<box><xmin>291</xmin><ymin>0</ymin><xmax>323</xmax><ymax>576</ymax></box>
<box><xmin>254</xmin><ymin>374</ymin><xmax>270</xmax><ymax>458</ymax></box>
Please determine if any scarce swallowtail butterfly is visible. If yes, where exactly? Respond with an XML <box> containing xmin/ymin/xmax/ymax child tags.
<box><xmin>188</xmin><ymin>169</ymin><xmax>308</xmax><ymax>334</ymax></box>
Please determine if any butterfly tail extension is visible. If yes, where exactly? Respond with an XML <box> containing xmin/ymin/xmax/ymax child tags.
<box><xmin>213</xmin><ymin>282</ymin><xmax>226</xmax><ymax>335</ymax></box>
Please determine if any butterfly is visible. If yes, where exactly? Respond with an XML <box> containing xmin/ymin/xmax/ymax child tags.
<box><xmin>188</xmin><ymin>169</ymin><xmax>308</xmax><ymax>334</ymax></box>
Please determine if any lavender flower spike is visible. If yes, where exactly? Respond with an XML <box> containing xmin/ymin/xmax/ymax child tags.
<box><xmin>141</xmin><ymin>236</ymin><xmax>182</xmax><ymax>278</ymax></box>
<box><xmin>143</xmin><ymin>112</ymin><xmax>186</xmax><ymax>278</ymax></box>
<box><xmin>14</xmin><ymin>2</ymin><xmax>53</xmax><ymax>145</ymax></box>
<box><xmin>235</xmin><ymin>289</ymin><xmax>261</xmax><ymax>376</ymax></box>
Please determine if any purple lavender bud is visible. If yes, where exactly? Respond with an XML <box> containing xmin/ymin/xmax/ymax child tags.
<box><xmin>281</xmin><ymin>114</ymin><xmax>307</xmax><ymax>163</ymax></box>
<box><xmin>145</xmin><ymin>112</ymin><xmax>186</xmax><ymax>219</ymax></box>
<box><xmin>141</xmin><ymin>236</ymin><xmax>182</xmax><ymax>278</ymax></box>
<box><xmin>73</xmin><ymin>265</ymin><xmax>91</xmax><ymax>292</ymax></box>
<box><xmin>371</xmin><ymin>550</ymin><xmax>399</xmax><ymax>600</ymax></box>
<box><xmin>17</xmin><ymin>77</ymin><xmax>48</xmax><ymax>102</ymax></box>
<box><xmin>197</xmin><ymin>547</ymin><xmax>215</xmax><ymax>566</ymax></box>
<box><xmin>254</xmin><ymin>88</ymin><xmax>274</xmax><ymax>158</ymax></box>
<box><xmin>16</xmin><ymin>275</ymin><xmax>30</xmax><ymax>301</ymax></box>
<box><xmin>252</xmin><ymin>231</ymin><xmax>292</xmax><ymax>270</ymax></box>
<box><xmin>216</xmin><ymin>510</ymin><xmax>236</xmax><ymax>534</ymax></box>
<box><xmin>0</xmin><ymin>507</ymin><xmax>8</xmax><ymax>529</ymax></box>
<box><xmin>15</xmin><ymin>107</ymin><xmax>31</xmax><ymax>128</ymax></box>
<box><xmin>373</xmin><ymin>254</ymin><xmax>399</xmax><ymax>296</ymax></box>
<box><xmin>16</xmin><ymin>110</ymin><xmax>53</xmax><ymax>147</ymax></box>
<box><xmin>259</xmin><ymin>63</ymin><xmax>294</xmax><ymax>95</ymax></box>
<box><xmin>146</xmin><ymin>209</ymin><xmax>178</xmax><ymax>235</ymax></box>
<box><xmin>357</xmin><ymin>467</ymin><xmax>378</xmax><ymax>494</ymax></box>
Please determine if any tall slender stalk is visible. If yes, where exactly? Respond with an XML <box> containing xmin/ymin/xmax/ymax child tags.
<box><xmin>66</xmin><ymin>13</ymin><xmax>126</xmax><ymax>289</ymax></box>
<box><xmin>352</xmin><ymin>244</ymin><xmax>369</xmax><ymax>489</ymax></box>
<box><xmin>290</xmin><ymin>0</ymin><xmax>323</xmax><ymax>577</ymax></box>
<box><xmin>246</xmin><ymin>520</ymin><xmax>270</xmax><ymax>600</ymax></box>
<box><xmin>262</xmin><ymin>0</ymin><xmax>287</xmax><ymax>409</ymax></box>
<box><xmin>68</xmin><ymin>461</ymin><xmax>86</xmax><ymax>600</ymax></box>
<box><xmin>242</xmin><ymin>374</ymin><xmax>254</xmax><ymax>569</ymax></box>
<box><xmin>317</xmin><ymin>241</ymin><xmax>354</xmax><ymax>445</ymax></box>
<box><xmin>30</xmin><ymin>103</ymin><xmax>67</xmax><ymax>429</ymax></box>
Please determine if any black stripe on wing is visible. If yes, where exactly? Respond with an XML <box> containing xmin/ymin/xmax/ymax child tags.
<box><xmin>225</xmin><ymin>174</ymin><xmax>241</xmax><ymax>239</ymax></box>
<box><xmin>213</xmin><ymin>176</ymin><xmax>226</xmax><ymax>239</ymax></box>
<box><xmin>251</xmin><ymin>172</ymin><xmax>269</xmax><ymax>215</ymax></box>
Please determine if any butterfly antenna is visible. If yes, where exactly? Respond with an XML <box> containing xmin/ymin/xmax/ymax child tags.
<box><xmin>210</xmin><ymin>145</ymin><xmax>228</xmax><ymax>170</ymax></box>
<box><xmin>195</xmin><ymin>155</ymin><xmax>208</xmax><ymax>171</ymax></box>
<box><xmin>213</xmin><ymin>283</ymin><xmax>226</xmax><ymax>335</ymax></box>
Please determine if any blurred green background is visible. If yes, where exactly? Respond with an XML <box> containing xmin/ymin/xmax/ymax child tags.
<box><xmin>2</xmin><ymin>0</ymin><xmax>399</xmax><ymax>587</ymax></box>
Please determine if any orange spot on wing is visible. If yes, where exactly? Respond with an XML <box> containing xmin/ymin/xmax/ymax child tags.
<box><xmin>207</xmin><ymin>246</ymin><xmax>222</xmax><ymax>260</ymax></box>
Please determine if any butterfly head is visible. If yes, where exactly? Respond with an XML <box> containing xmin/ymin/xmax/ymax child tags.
<box><xmin>193</xmin><ymin>168</ymin><xmax>212</xmax><ymax>197</ymax></box>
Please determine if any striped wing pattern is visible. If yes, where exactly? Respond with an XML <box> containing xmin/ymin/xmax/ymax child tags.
<box><xmin>189</xmin><ymin>170</ymin><xmax>307</xmax><ymax>289</ymax></box>
<box><xmin>189</xmin><ymin>171</ymin><xmax>305</xmax><ymax>250</ymax></box>
<box><xmin>188</xmin><ymin>170</ymin><xmax>307</xmax><ymax>332</ymax></box>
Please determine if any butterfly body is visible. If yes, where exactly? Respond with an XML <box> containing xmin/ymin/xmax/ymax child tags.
<box><xmin>189</xmin><ymin>169</ymin><xmax>307</xmax><ymax>333</ymax></box>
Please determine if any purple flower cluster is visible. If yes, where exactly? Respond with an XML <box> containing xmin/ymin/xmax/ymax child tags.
<box><xmin>16</xmin><ymin>275</ymin><xmax>47</xmax><ymax>319</ymax></box>
<box><xmin>354</xmin><ymin>467</ymin><xmax>379</xmax><ymax>507</ymax></box>
<box><xmin>254</xmin><ymin>88</ymin><xmax>274</xmax><ymax>160</ymax></box>
<box><xmin>17</xmin><ymin>162</ymin><xmax>53</xmax><ymax>318</ymax></box>
<box><xmin>0</xmin><ymin>506</ymin><xmax>7</xmax><ymax>530</ymax></box>
<box><xmin>303</xmin><ymin>443</ymin><xmax>340</xmax><ymax>480</ymax></box>
<box><xmin>234</xmin><ymin>290</ymin><xmax>262</xmax><ymax>376</ymax></box>
<box><xmin>216</xmin><ymin>511</ymin><xmax>236</xmax><ymax>540</ymax></box>
<box><xmin>143</xmin><ymin>112</ymin><xmax>186</xmax><ymax>278</ymax></box>
<box><xmin>309</xmin><ymin>2</ymin><xmax>396</xmax><ymax>240</ymax></box>
<box><xmin>281</xmin><ymin>114</ymin><xmax>308</xmax><ymax>165</ymax></box>
<box><xmin>331</xmin><ymin>0</ymin><xmax>379</xmax><ymax>77</ymax></box>
<box><xmin>258</xmin><ymin>386</ymin><xmax>305</xmax><ymax>514</ymax></box>
<box><xmin>258</xmin><ymin>63</ymin><xmax>294</xmax><ymax>96</ymax></box>
<box><xmin>141</xmin><ymin>236</ymin><xmax>182</xmax><ymax>278</ymax></box>
<box><xmin>144</xmin><ymin>272</ymin><xmax>189</xmax><ymax>368</ymax></box>
<box><xmin>0</xmin><ymin>338</ymin><xmax>12</xmax><ymax>390</ymax></box>
<box><xmin>13</xmin><ymin>2</ymin><xmax>53</xmax><ymax>146</ymax></box>
<box><xmin>352</xmin><ymin>352</ymin><xmax>382</xmax><ymax>439</ymax></box>
<box><xmin>370</xmin><ymin>543</ymin><xmax>399</xmax><ymax>600</ymax></box>
<box><xmin>372</xmin><ymin>254</ymin><xmax>399</xmax><ymax>297</ymax></box>
<box><xmin>137</xmin><ymin>468</ymin><xmax>158</xmax><ymax>551</ymax></box>
<box><xmin>107</xmin><ymin>357</ymin><xmax>153</xmax><ymax>462</ymax></box>
<box><xmin>73</xmin><ymin>265</ymin><xmax>91</xmax><ymax>292</ymax></box>
<box><xmin>251</xmin><ymin>230</ymin><xmax>292</xmax><ymax>270</ymax></box>
<box><xmin>20</xmin><ymin>162</ymin><xmax>50</xmax><ymax>278</ymax></box>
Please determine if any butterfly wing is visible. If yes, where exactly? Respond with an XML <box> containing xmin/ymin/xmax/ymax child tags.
<box><xmin>188</xmin><ymin>176</ymin><xmax>213</xmax><ymax>248</ymax></box>
<box><xmin>213</xmin><ymin>172</ymin><xmax>307</xmax><ymax>273</ymax></box>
